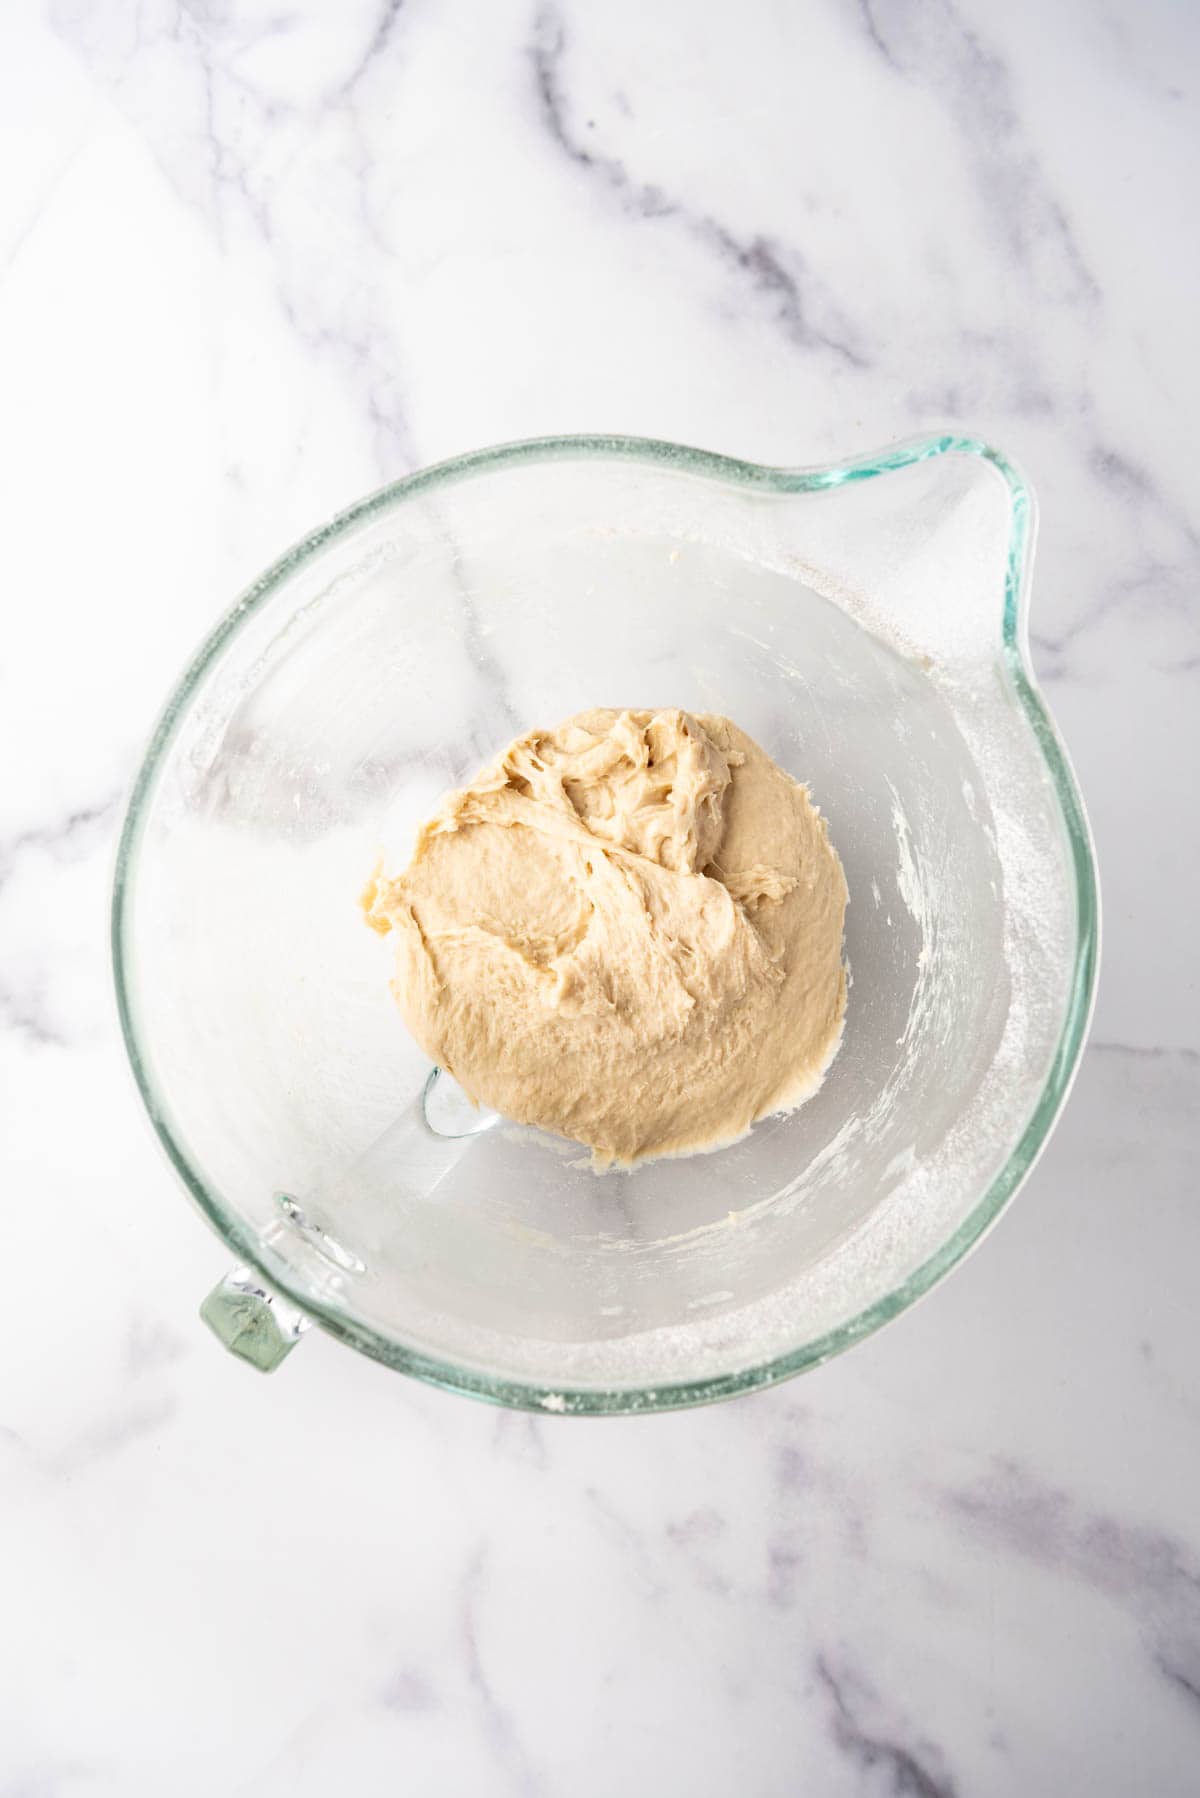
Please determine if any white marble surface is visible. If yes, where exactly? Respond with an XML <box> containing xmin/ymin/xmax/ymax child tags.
<box><xmin>2</xmin><ymin>0</ymin><xmax>1198</xmax><ymax>1791</ymax></box>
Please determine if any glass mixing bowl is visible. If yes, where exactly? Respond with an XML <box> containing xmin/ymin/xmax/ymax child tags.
<box><xmin>112</xmin><ymin>434</ymin><xmax>1098</xmax><ymax>1412</ymax></box>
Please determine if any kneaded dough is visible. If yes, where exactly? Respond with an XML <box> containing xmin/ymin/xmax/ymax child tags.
<box><xmin>363</xmin><ymin>709</ymin><xmax>847</xmax><ymax>1167</ymax></box>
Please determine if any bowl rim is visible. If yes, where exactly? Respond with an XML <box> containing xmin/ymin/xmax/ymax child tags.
<box><xmin>111</xmin><ymin>430</ymin><xmax>1100</xmax><ymax>1414</ymax></box>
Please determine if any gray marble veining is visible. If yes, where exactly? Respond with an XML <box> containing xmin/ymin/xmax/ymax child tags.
<box><xmin>1</xmin><ymin>1</ymin><xmax>1197</xmax><ymax>1793</ymax></box>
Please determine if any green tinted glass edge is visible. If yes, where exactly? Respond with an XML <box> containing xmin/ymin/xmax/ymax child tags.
<box><xmin>111</xmin><ymin>432</ymin><xmax>1100</xmax><ymax>1415</ymax></box>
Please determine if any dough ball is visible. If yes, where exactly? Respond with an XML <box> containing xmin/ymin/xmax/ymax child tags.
<box><xmin>363</xmin><ymin>708</ymin><xmax>847</xmax><ymax>1166</ymax></box>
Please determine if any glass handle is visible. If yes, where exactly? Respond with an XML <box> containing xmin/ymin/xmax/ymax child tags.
<box><xmin>199</xmin><ymin>1073</ymin><xmax>493</xmax><ymax>1370</ymax></box>
<box><xmin>200</xmin><ymin>1264</ymin><xmax>311</xmax><ymax>1371</ymax></box>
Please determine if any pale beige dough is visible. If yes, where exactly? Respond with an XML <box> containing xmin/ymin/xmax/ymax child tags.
<box><xmin>363</xmin><ymin>709</ymin><xmax>848</xmax><ymax>1167</ymax></box>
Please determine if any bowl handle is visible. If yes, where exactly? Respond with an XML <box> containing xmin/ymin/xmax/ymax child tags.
<box><xmin>196</xmin><ymin>1071</ymin><xmax>492</xmax><ymax>1370</ymax></box>
<box><xmin>200</xmin><ymin>1265</ymin><xmax>311</xmax><ymax>1372</ymax></box>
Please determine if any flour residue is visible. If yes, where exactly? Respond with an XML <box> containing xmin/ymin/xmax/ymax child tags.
<box><xmin>890</xmin><ymin>783</ymin><xmax>929</xmax><ymax>935</ymax></box>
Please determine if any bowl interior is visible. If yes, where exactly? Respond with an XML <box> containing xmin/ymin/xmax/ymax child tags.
<box><xmin>118</xmin><ymin>443</ymin><xmax>1090</xmax><ymax>1405</ymax></box>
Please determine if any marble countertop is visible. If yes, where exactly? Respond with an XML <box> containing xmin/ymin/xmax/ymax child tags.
<box><xmin>3</xmin><ymin>2</ymin><xmax>1198</xmax><ymax>1792</ymax></box>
